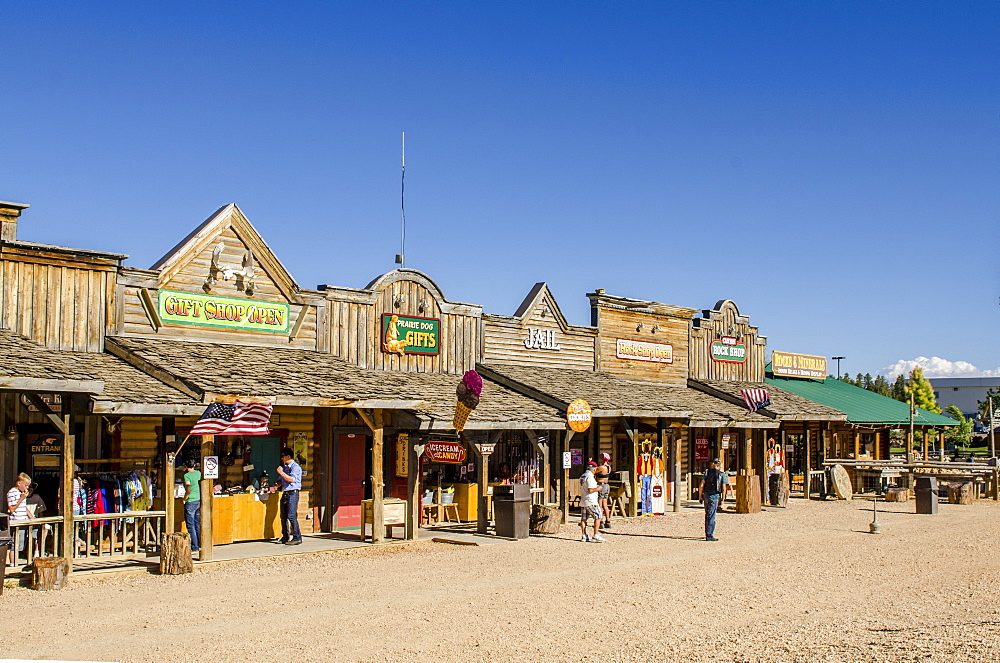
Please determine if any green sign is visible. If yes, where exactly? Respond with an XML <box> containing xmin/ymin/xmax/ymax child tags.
<box><xmin>158</xmin><ymin>289</ymin><xmax>290</xmax><ymax>333</ymax></box>
<box><xmin>711</xmin><ymin>337</ymin><xmax>747</xmax><ymax>363</ymax></box>
<box><xmin>381</xmin><ymin>313</ymin><xmax>440</xmax><ymax>356</ymax></box>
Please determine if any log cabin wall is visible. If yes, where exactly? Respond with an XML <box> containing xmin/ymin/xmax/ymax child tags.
<box><xmin>323</xmin><ymin>269</ymin><xmax>482</xmax><ymax>374</ymax></box>
<box><xmin>587</xmin><ymin>290</ymin><xmax>697</xmax><ymax>386</ymax></box>
<box><xmin>483</xmin><ymin>282</ymin><xmax>597</xmax><ymax>370</ymax></box>
<box><xmin>689</xmin><ymin>300</ymin><xmax>767</xmax><ymax>382</ymax></box>
<box><xmin>0</xmin><ymin>242</ymin><xmax>121</xmax><ymax>352</ymax></box>
<box><xmin>115</xmin><ymin>206</ymin><xmax>322</xmax><ymax>350</ymax></box>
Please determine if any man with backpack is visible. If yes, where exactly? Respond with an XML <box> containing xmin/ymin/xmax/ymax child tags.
<box><xmin>699</xmin><ymin>458</ymin><xmax>730</xmax><ymax>541</ymax></box>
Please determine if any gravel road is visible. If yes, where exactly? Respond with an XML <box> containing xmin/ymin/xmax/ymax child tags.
<box><xmin>2</xmin><ymin>498</ymin><xmax>998</xmax><ymax>662</ymax></box>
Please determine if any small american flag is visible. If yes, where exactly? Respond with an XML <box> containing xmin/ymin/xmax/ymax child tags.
<box><xmin>189</xmin><ymin>401</ymin><xmax>273</xmax><ymax>436</ymax></box>
<box><xmin>740</xmin><ymin>388</ymin><xmax>771</xmax><ymax>414</ymax></box>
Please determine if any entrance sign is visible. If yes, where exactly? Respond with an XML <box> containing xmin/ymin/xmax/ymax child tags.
<box><xmin>567</xmin><ymin>399</ymin><xmax>593</xmax><ymax>433</ymax></box>
<box><xmin>425</xmin><ymin>441</ymin><xmax>466</xmax><ymax>464</ymax></box>
<box><xmin>203</xmin><ymin>455</ymin><xmax>220</xmax><ymax>479</ymax></box>
<box><xmin>29</xmin><ymin>436</ymin><xmax>62</xmax><ymax>455</ymax></box>
<box><xmin>562</xmin><ymin>451</ymin><xmax>572</xmax><ymax>469</ymax></box>
<box><xmin>771</xmin><ymin>351</ymin><xmax>828</xmax><ymax>379</ymax></box>
<box><xmin>711</xmin><ymin>337</ymin><xmax>746</xmax><ymax>363</ymax></box>
<box><xmin>381</xmin><ymin>314</ymin><xmax>440</xmax><ymax>356</ymax></box>
<box><xmin>158</xmin><ymin>289</ymin><xmax>290</xmax><ymax>333</ymax></box>
<box><xmin>616</xmin><ymin>338</ymin><xmax>673</xmax><ymax>364</ymax></box>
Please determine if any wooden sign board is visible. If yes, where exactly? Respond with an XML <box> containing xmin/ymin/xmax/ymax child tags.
<box><xmin>695</xmin><ymin>436</ymin><xmax>711</xmax><ymax>462</ymax></box>
<box><xmin>567</xmin><ymin>399</ymin><xmax>593</xmax><ymax>432</ymax></box>
<box><xmin>381</xmin><ymin>314</ymin><xmax>440</xmax><ymax>356</ymax></box>
<box><xmin>425</xmin><ymin>441</ymin><xmax>467</xmax><ymax>464</ymax></box>
<box><xmin>478</xmin><ymin>443</ymin><xmax>496</xmax><ymax>455</ymax></box>
<box><xmin>711</xmin><ymin>337</ymin><xmax>746</xmax><ymax>363</ymax></box>
<box><xmin>771</xmin><ymin>351</ymin><xmax>827</xmax><ymax>379</ymax></box>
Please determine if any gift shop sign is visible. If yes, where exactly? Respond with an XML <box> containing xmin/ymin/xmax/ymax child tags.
<box><xmin>711</xmin><ymin>336</ymin><xmax>746</xmax><ymax>363</ymax></box>
<box><xmin>158</xmin><ymin>289</ymin><xmax>290</xmax><ymax>333</ymax></box>
<box><xmin>616</xmin><ymin>339</ymin><xmax>673</xmax><ymax>364</ymax></box>
<box><xmin>381</xmin><ymin>314</ymin><xmax>440</xmax><ymax>356</ymax></box>
<box><xmin>771</xmin><ymin>351</ymin><xmax>827</xmax><ymax>380</ymax></box>
<box><xmin>424</xmin><ymin>441</ymin><xmax>467</xmax><ymax>464</ymax></box>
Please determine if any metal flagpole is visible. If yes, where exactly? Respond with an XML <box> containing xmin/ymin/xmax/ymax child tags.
<box><xmin>396</xmin><ymin>132</ymin><xmax>406</xmax><ymax>267</ymax></box>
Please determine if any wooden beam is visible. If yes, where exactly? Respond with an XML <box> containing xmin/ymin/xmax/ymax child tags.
<box><xmin>371</xmin><ymin>410</ymin><xmax>385</xmax><ymax>543</ymax></box>
<box><xmin>348</xmin><ymin>399</ymin><xmax>425</xmax><ymax>409</ymax></box>
<box><xmin>138</xmin><ymin>288</ymin><xmax>161</xmax><ymax>331</ymax></box>
<box><xmin>561</xmin><ymin>429</ymin><xmax>575</xmax><ymax>523</ymax></box>
<box><xmin>0</xmin><ymin>377</ymin><xmax>105</xmax><ymax>394</ymax></box>
<box><xmin>354</xmin><ymin>408</ymin><xmax>376</xmax><ymax>433</ymax></box>
<box><xmin>60</xmin><ymin>414</ymin><xmax>75</xmax><ymax>571</ymax></box>
<box><xmin>287</xmin><ymin>305</ymin><xmax>309</xmax><ymax>342</ymax></box>
<box><xmin>24</xmin><ymin>393</ymin><xmax>69</xmax><ymax>435</ymax></box>
<box><xmin>406</xmin><ymin>437</ymin><xmax>426</xmax><ymax>540</ymax></box>
<box><xmin>199</xmin><ymin>435</ymin><xmax>214</xmax><ymax>561</ymax></box>
<box><xmin>618</xmin><ymin>417</ymin><xmax>639</xmax><ymax>517</ymax></box>
<box><xmin>804</xmin><ymin>426</ymin><xmax>812</xmax><ymax>500</ymax></box>
<box><xmin>90</xmin><ymin>401</ymin><xmax>206</xmax><ymax>416</ymax></box>
<box><xmin>105</xmin><ymin>339</ymin><xmax>202</xmax><ymax>399</ymax></box>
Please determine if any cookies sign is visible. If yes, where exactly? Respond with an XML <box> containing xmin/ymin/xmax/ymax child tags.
<box><xmin>567</xmin><ymin>399</ymin><xmax>593</xmax><ymax>433</ymax></box>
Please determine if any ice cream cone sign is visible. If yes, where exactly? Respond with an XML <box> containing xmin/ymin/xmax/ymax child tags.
<box><xmin>383</xmin><ymin>315</ymin><xmax>407</xmax><ymax>355</ymax></box>
<box><xmin>567</xmin><ymin>399</ymin><xmax>592</xmax><ymax>433</ymax></box>
<box><xmin>454</xmin><ymin>370</ymin><xmax>483</xmax><ymax>431</ymax></box>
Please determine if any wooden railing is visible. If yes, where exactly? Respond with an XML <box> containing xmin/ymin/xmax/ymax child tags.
<box><xmin>7</xmin><ymin>511</ymin><xmax>166</xmax><ymax>569</ymax></box>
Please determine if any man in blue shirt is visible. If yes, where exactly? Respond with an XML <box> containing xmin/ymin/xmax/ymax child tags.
<box><xmin>276</xmin><ymin>448</ymin><xmax>303</xmax><ymax>545</ymax></box>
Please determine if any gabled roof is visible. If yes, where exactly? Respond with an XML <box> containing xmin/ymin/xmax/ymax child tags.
<box><xmin>150</xmin><ymin>204</ymin><xmax>301</xmax><ymax>303</ymax></box>
<box><xmin>106</xmin><ymin>336</ymin><xmax>565</xmax><ymax>429</ymax></box>
<box><xmin>766</xmin><ymin>374</ymin><xmax>957</xmax><ymax>426</ymax></box>
<box><xmin>690</xmin><ymin>379</ymin><xmax>847</xmax><ymax>422</ymax></box>
<box><xmin>480</xmin><ymin>363</ymin><xmax>778</xmax><ymax>428</ymax></box>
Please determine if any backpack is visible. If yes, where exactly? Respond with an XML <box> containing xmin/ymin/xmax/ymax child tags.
<box><xmin>703</xmin><ymin>468</ymin><xmax>723</xmax><ymax>496</ymax></box>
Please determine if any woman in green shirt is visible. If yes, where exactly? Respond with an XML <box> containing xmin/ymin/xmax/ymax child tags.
<box><xmin>183</xmin><ymin>459</ymin><xmax>202</xmax><ymax>553</ymax></box>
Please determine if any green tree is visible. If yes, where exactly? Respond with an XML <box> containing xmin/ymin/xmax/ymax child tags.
<box><xmin>904</xmin><ymin>366</ymin><xmax>941</xmax><ymax>413</ymax></box>
<box><xmin>944</xmin><ymin>405</ymin><xmax>973</xmax><ymax>449</ymax></box>
<box><xmin>872</xmin><ymin>375</ymin><xmax>890</xmax><ymax>397</ymax></box>
<box><xmin>977</xmin><ymin>387</ymin><xmax>1000</xmax><ymax>428</ymax></box>
<box><xmin>891</xmin><ymin>375</ymin><xmax>907</xmax><ymax>402</ymax></box>
<box><xmin>862</xmin><ymin>373</ymin><xmax>874</xmax><ymax>390</ymax></box>
<box><xmin>840</xmin><ymin>373</ymin><xmax>854</xmax><ymax>385</ymax></box>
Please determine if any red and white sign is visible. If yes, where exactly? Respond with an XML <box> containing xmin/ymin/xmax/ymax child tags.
<box><xmin>425</xmin><ymin>441</ymin><xmax>467</xmax><ymax>464</ymax></box>
<box><xmin>479</xmin><ymin>443</ymin><xmax>495</xmax><ymax>455</ymax></box>
<box><xmin>203</xmin><ymin>455</ymin><xmax>220</xmax><ymax>479</ymax></box>
<box><xmin>695</xmin><ymin>437</ymin><xmax>711</xmax><ymax>462</ymax></box>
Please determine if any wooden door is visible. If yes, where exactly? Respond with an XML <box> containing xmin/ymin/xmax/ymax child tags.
<box><xmin>336</xmin><ymin>433</ymin><xmax>366</xmax><ymax>528</ymax></box>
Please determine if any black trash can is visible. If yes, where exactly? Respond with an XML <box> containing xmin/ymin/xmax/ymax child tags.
<box><xmin>493</xmin><ymin>484</ymin><xmax>531</xmax><ymax>539</ymax></box>
<box><xmin>915</xmin><ymin>476</ymin><xmax>939</xmax><ymax>515</ymax></box>
<box><xmin>0</xmin><ymin>514</ymin><xmax>10</xmax><ymax>596</ymax></box>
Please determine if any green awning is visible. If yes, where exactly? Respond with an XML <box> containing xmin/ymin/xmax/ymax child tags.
<box><xmin>765</xmin><ymin>374</ymin><xmax>957</xmax><ymax>427</ymax></box>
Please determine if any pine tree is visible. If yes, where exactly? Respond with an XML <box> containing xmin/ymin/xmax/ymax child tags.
<box><xmin>904</xmin><ymin>366</ymin><xmax>941</xmax><ymax>413</ymax></box>
<box><xmin>855</xmin><ymin>373</ymin><xmax>864</xmax><ymax>388</ymax></box>
<box><xmin>872</xmin><ymin>375</ymin><xmax>890</xmax><ymax>397</ymax></box>
<box><xmin>977</xmin><ymin>388</ymin><xmax>1000</xmax><ymax>428</ymax></box>
<box><xmin>840</xmin><ymin>373</ymin><xmax>854</xmax><ymax>385</ymax></box>
<box><xmin>891</xmin><ymin>375</ymin><xmax>907</xmax><ymax>402</ymax></box>
<box><xmin>863</xmin><ymin>373</ymin><xmax>874</xmax><ymax>390</ymax></box>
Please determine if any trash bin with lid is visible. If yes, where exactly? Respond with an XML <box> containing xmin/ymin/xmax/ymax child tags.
<box><xmin>915</xmin><ymin>476</ymin><xmax>939</xmax><ymax>514</ymax></box>
<box><xmin>493</xmin><ymin>484</ymin><xmax>531</xmax><ymax>539</ymax></box>
<box><xmin>0</xmin><ymin>514</ymin><xmax>11</xmax><ymax>596</ymax></box>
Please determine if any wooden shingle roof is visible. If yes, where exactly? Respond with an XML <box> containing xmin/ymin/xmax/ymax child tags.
<box><xmin>479</xmin><ymin>363</ymin><xmax>779</xmax><ymax>428</ymax></box>
<box><xmin>0</xmin><ymin>329</ymin><xmax>104</xmax><ymax>393</ymax></box>
<box><xmin>107</xmin><ymin>337</ymin><xmax>565</xmax><ymax>429</ymax></box>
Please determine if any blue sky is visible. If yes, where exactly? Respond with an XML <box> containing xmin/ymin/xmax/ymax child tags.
<box><xmin>2</xmin><ymin>1</ymin><xmax>998</xmax><ymax>378</ymax></box>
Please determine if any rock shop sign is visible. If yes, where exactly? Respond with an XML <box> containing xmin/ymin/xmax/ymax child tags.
<box><xmin>711</xmin><ymin>337</ymin><xmax>746</xmax><ymax>363</ymax></box>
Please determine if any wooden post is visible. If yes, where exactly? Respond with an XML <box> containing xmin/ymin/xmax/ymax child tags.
<box><xmin>619</xmin><ymin>417</ymin><xmax>638</xmax><ymax>517</ymax></box>
<box><xmin>163</xmin><ymin>450</ymin><xmax>175</xmax><ymax>535</ymax></box>
<box><xmin>32</xmin><ymin>557</ymin><xmax>70</xmax><ymax>590</ymax></box>
<box><xmin>673</xmin><ymin>426</ymin><xmax>684</xmax><ymax>512</ymax></box>
<box><xmin>560</xmin><ymin>430</ymin><xmax>574</xmax><ymax>524</ymax></box>
<box><xmin>60</xmin><ymin>414</ymin><xmax>75</xmax><ymax>568</ymax></box>
<box><xmin>907</xmin><ymin>393</ymin><xmax>915</xmax><ymax>462</ymax></box>
<box><xmin>160</xmin><ymin>532</ymin><xmax>193</xmax><ymax>575</ymax></box>
<box><xmin>405</xmin><ymin>438</ymin><xmax>425</xmax><ymax>540</ymax></box>
<box><xmin>477</xmin><ymin>451</ymin><xmax>490</xmax><ymax>534</ymax></box>
<box><xmin>854</xmin><ymin>429</ymin><xmax>861</xmax><ymax>460</ymax></box>
<box><xmin>371</xmin><ymin>409</ymin><xmax>385</xmax><ymax>543</ymax></box>
<box><xmin>804</xmin><ymin>426</ymin><xmax>812</xmax><ymax>500</ymax></box>
<box><xmin>198</xmin><ymin>435</ymin><xmax>214</xmax><ymax>561</ymax></box>
<box><xmin>922</xmin><ymin>425</ymin><xmax>929</xmax><ymax>461</ymax></box>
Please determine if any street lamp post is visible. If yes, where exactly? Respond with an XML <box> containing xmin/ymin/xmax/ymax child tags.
<box><xmin>833</xmin><ymin>356</ymin><xmax>845</xmax><ymax>379</ymax></box>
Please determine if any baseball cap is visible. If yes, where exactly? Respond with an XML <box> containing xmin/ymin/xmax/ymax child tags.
<box><xmin>600</xmin><ymin>452</ymin><xmax>611</xmax><ymax>462</ymax></box>
<box><xmin>587</xmin><ymin>461</ymin><xmax>598</xmax><ymax>467</ymax></box>
<box><xmin>712</xmin><ymin>458</ymin><xmax>722</xmax><ymax>464</ymax></box>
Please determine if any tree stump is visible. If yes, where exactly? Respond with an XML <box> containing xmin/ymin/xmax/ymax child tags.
<box><xmin>31</xmin><ymin>557</ymin><xmax>69</xmax><ymax>591</ymax></box>
<box><xmin>529</xmin><ymin>504</ymin><xmax>563</xmax><ymax>535</ymax></box>
<box><xmin>768</xmin><ymin>472</ymin><xmax>790</xmax><ymax>507</ymax></box>
<box><xmin>160</xmin><ymin>532</ymin><xmax>194</xmax><ymax>575</ymax></box>
<box><xmin>829</xmin><ymin>465</ymin><xmax>853</xmax><ymax>500</ymax></box>
<box><xmin>884</xmin><ymin>487</ymin><xmax>909</xmax><ymax>502</ymax></box>
<box><xmin>947</xmin><ymin>481</ymin><xmax>974</xmax><ymax>505</ymax></box>
<box><xmin>735</xmin><ymin>475</ymin><xmax>762</xmax><ymax>514</ymax></box>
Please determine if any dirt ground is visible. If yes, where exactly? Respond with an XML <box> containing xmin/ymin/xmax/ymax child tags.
<box><xmin>2</xmin><ymin>498</ymin><xmax>999</xmax><ymax>663</ymax></box>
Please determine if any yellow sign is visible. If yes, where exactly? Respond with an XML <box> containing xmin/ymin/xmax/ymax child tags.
<box><xmin>772</xmin><ymin>351</ymin><xmax>827</xmax><ymax>379</ymax></box>
<box><xmin>567</xmin><ymin>399</ymin><xmax>593</xmax><ymax>433</ymax></box>
<box><xmin>158</xmin><ymin>289</ymin><xmax>290</xmax><ymax>333</ymax></box>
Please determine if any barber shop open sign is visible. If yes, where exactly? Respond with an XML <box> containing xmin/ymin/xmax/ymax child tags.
<box><xmin>424</xmin><ymin>441</ymin><xmax>467</xmax><ymax>464</ymax></box>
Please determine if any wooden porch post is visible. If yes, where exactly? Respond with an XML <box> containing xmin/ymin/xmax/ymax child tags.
<box><xmin>922</xmin><ymin>425</ymin><xmax>929</xmax><ymax>461</ymax></box>
<box><xmin>803</xmin><ymin>426</ymin><xmax>812</xmax><ymax>500</ymax></box>
<box><xmin>673</xmin><ymin>425</ymin><xmax>684</xmax><ymax>512</ymax></box>
<box><xmin>405</xmin><ymin>437</ymin><xmax>425</xmax><ymax>540</ymax></box>
<box><xmin>619</xmin><ymin>417</ymin><xmax>639</xmax><ymax>517</ymax></box>
<box><xmin>371</xmin><ymin>409</ymin><xmax>385</xmax><ymax>543</ymax></box>
<box><xmin>199</xmin><ymin>435</ymin><xmax>214</xmax><ymax>561</ymax></box>
<box><xmin>560</xmin><ymin>429</ymin><xmax>574</xmax><ymax>524</ymax></box>
<box><xmin>60</xmin><ymin>413</ymin><xmax>75</xmax><ymax>568</ymax></box>
<box><xmin>854</xmin><ymin>429</ymin><xmax>861</xmax><ymax>460</ymax></box>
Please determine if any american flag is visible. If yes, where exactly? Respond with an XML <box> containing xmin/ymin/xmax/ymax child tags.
<box><xmin>740</xmin><ymin>388</ymin><xmax>771</xmax><ymax>414</ymax></box>
<box><xmin>189</xmin><ymin>401</ymin><xmax>273</xmax><ymax>436</ymax></box>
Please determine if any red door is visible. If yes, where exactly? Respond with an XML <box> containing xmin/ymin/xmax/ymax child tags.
<box><xmin>336</xmin><ymin>434</ymin><xmax>366</xmax><ymax>528</ymax></box>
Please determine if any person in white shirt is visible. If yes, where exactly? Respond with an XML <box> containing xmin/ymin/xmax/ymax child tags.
<box><xmin>579</xmin><ymin>462</ymin><xmax>606</xmax><ymax>543</ymax></box>
<box><xmin>6</xmin><ymin>472</ymin><xmax>31</xmax><ymax>565</ymax></box>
